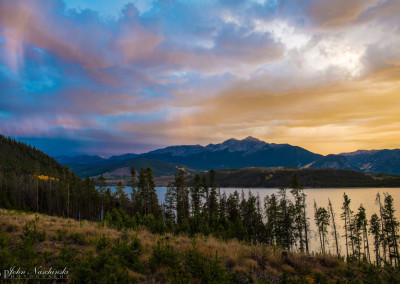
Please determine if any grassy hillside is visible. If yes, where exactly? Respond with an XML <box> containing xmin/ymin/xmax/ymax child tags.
<box><xmin>212</xmin><ymin>167</ymin><xmax>400</xmax><ymax>188</ymax></box>
<box><xmin>1</xmin><ymin>209</ymin><xmax>398</xmax><ymax>283</ymax></box>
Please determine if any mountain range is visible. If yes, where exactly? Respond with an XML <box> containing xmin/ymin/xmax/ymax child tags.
<box><xmin>54</xmin><ymin>136</ymin><xmax>400</xmax><ymax>178</ymax></box>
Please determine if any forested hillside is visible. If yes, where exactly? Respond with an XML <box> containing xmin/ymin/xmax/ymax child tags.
<box><xmin>0</xmin><ymin>135</ymin><xmax>66</xmax><ymax>177</ymax></box>
<box><xmin>211</xmin><ymin>167</ymin><xmax>400</xmax><ymax>188</ymax></box>
<box><xmin>0</xmin><ymin>134</ymin><xmax>91</xmax><ymax>218</ymax></box>
<box><xmin>67</xmin><ymin>157</ymin><xmax>194</xmax><ymax>178</ymax></box>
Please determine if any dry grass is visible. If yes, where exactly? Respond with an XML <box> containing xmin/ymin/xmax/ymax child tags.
<box><xmin>0</xmin><ymin>208</ymin><xmax>373</xmax><ymax>282</ymax></box>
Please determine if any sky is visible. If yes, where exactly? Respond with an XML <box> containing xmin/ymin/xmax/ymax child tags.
<box><xmin>0</xmin><ymin>0</ymin><xmax>399</xmax><ymax>157</ymax></box>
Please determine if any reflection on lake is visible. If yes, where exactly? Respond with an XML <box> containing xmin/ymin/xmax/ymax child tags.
<box><xmin>108</xmin><ymin>186</ymin><xmax>400</xmax><ymax>257</ymax></box>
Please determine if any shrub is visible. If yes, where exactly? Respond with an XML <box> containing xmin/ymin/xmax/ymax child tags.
<box><xmin>56</xmin><ymin>228</ymin><xmax>68</xmax><ymax>241</ymax></box>
<box><xmin>96</xmin><ymin>234</ymin><xmax>111</xmax><ymax>251</ymax></box>
<box><xmin>22</xmin><ymin>216</ymin><xmax>46</xmax><ymax>243</ymax></box>
<box><xmin>149</xmin><ymin>238</ymin><xmax>181</xmax><ymax>271</ymax></box>
<box><xmin>184</xmin><ymin>244</ymin><xmax>229</xmax><ymax>283</ymax></box>
<box><xmin>114</xmin><ymin>236</ymin><xmax>143</xmax><ymax>271</ymax></box>
<box><xmin>0</xmin><ymin>230</ymin><xmax>13</xmax><ymax>268</ymax></box>
<box><xmin>55</xmin><ymin>245</ymin><xmax>78</xmax><ymax>269</ymax></box>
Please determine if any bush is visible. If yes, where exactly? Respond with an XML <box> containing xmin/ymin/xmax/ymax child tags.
<box><xmin>114</xmin><ymin>235</ymin><xmax>143</xmax><ymax>271</ymax></box>
<box><xmin>0</xmin><ymin>230</ymin><xmax>13</xmax><ymax>268</ymax></box>
<box><xmin>55</xmin><ymin>245</ymin><xmax>78</xmax><ymax>268</ymax></box>
<box><xmin>96</xmin><ymin>234</ymin><xmax>111</xmax><ymax>251</ymax></box>
<box><xmin>149</xmin><ymin>238</ymin><xmax>180</xmax><ymax>271</ymax></box>
<box><xmin>105</xmin><ymin>208</ymin><xmax>135</xmax><ymax>230</ymax></box>
<box><xmin>22</xmin><ymin>216</ymin><xmax>46</xmax><ymax>243</ymax></box>
<box><xmin>184</xmin><ymin>243</ymin><xmax>229</xmax><ymax>283</ymax></box>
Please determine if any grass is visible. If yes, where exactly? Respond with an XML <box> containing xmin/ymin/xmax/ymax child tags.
<box><xmin>0</xmin><ymin>208</ymin><xmax>399</xmax><ymax>283</ymax></box>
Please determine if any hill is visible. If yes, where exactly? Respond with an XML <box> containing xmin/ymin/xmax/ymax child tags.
<box><xmin>211</xmin><ymin>167</ymin><xmax>400</xmax><ymax>188</ymax></box>
<box><xmin>342</xmin><ymin>149</ymin><xmax>400</xmax><ymax>175</ymax></box>
<box><xmin>68</xmin><ymin>157</ymin><xmax>195</xmax><ymax>178</ymax></box>
<box><xmin>1</xmin><ymin>209</ymin><xmax>397</xmax><ymax>283</ymax></box>
<box><xmin>0</xmin><ymin>135</ymin><xmax>67</xmax><ymax>178</ymax></box>
<box><xmin>306</xmin><ymin>154</ymin><xmax>356</xmax><ymax>171</ymax></box>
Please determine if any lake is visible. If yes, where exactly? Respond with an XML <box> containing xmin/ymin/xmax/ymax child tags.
<box><xmin>108</xmin><ymin>186</ymin><xmax>400</xmax><ymax>258</ymax></box>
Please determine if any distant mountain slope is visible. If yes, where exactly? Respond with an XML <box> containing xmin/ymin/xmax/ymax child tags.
<box><xmin>141</xmin><ymin>136</ymin><xmax>322</xmax><ymax>170</ymax></box>
<box><xmin>68</xmin><ymin>158</ymin><xmax>194</xmax><ymax>178</ymax></box>
<box><xmin>55</xmin><ymin>154</ymin><xmax>106</xmax><ymax>165</ymax></box>
<box><xmin>306</xmin><ymin>154</ymin><xmax>356</xmax><ymax>171</ymax></box>
<box><xmin>53</xmin><ymin>137</ymin><xmax>400</xmax><ymax>176</ymax></box>
<box><xmin>341</xmin><ymin>149</ymin><xmax>400</xmax><ymax>175</ymax></box>
<box><xmin>211</xmin><ymin>167</ymin><xmax>400</xmax><ymax>188</ymax></box>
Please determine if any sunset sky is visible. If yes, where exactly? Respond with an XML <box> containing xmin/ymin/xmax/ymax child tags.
<box><xmin>1</xmin><ymin>0</ymin><xmax>399</xmax><ymax>156</ymax></box>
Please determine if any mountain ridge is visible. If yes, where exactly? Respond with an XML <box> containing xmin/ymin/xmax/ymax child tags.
<box><xmin>53</xmin><ymin>137</ymin><xmax>400</xmax><ymax>176</ymax></box>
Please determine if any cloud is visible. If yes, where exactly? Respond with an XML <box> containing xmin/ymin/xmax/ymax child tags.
<box><xmin>0</xmin><ymin>0</ymin><xmax>400</xmax><ymax>155</ymax></box>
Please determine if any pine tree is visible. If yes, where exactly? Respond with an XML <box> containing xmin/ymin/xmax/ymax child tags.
<box><xmin>115</xmin><ymin>181</ymin><xmax>129</xmax><ymax>210</ymax></box>
<box><xmin>201</xmin><ymin>174</ymin><xmax>209</xmax><ymax>216</ymax></box>
<box><xmin>264</xmin><ymin>194</ymin><xmax>279</xmax><ymax>246</ymax></box>
<box><xmin>376</xmin><ymin>192</ymin><xmax>388</xmax><ymax>264</ymax></box>
<box><xmin>369</xmin><ymin>213</ymin><xmax>382</xmax><ymax>266</ymax></box>
<box><xmin>314</xmin><ymin>201</ymin><xmax>330</xmax><ymax>254</ymax></box>
<box><xmin>354</xmin><ymin>205</ymin><xmax>369</xmax><ymax>261</ymax></box>
<box><xmin>226</xmin><ymin>191</ymin><xmax>246</xmax><ymax>240</ymax></box>
<box><xmin>146</xmin><ymin>168</ymin><xmax>161</xmax><ymax>218</ymax></box>
<box><xmin>208</xmin><ymin>170</ymin><xmax>219</xmax><ymax>217</ymax></box>
<box><xmin>328</xmin><ymin>198</ymin><xmax>340</xmax><ymax>257</ymax></box>
<box><xmin>164</xmin><ymin>182</ymin><xmax>176</xmax><ymax>223</ymax></box>
<box><xmin>226</xmin><ymin>191</ymin><xmax>240</xmax><ymax>223</ymax></box>
<box><xmin>130</xmin><ymin>166</ymin><xmax>137</xmax><ymax>215</ymax></box>
<box><xmin>341</xmin><ymin>193</ymin><xmax>354</xmax><ymax>259</ymax></box>
<box><xmin>278</xmin><ymin>186</ymin><xmax>294</xmax><ymax>250</ymax></box>
<box><xmin>382</xmin><ymin>193</ymin><xmax>400</xmax><ymax>266</ymax></box>
<box><xmin>97</xmin><ymin>174</ymin><xmax>107</xmax><ymax>220</ymax></box>
<box><xmin>190</xmin><ymin>174</ymin><xmax>203</xmax><ymax>217</ymax></box>
<box><xmin>290</xmin><ymin>174</ymin><xmax>306</xmax><ymax>252</ymax></box>
<box><xmin>136</xmin><ymin>168</ymin><xmax>147</xmax><ymax>215</ymax></box>
<box><xmin>174</xmin><ymin>169</ymin><xmax>189</xmax><ymax>225</ymax></box>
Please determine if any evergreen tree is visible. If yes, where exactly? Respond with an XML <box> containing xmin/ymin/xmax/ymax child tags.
<box><xmin>341</xmin><ymin>193</ymin><xmax>354</xmax><ymax>259</ymax></box>
<box><xmin>328</xmin><ymin>198</ymin><xmax>340</xmax><ymax>257</ymax></box>
<box><xmin>208</xmin><ymin>170</ymin><xmax>219</xmax><ymax>217</ymax></box>
<box><xmin>174</xmin><ymin>169</ymin><xmax>189</xmax><ymax>225</ymax></box>
<box><xmin>369</xmin><ymin>213</ymin><xmax>382</xmax><ymax>266</ymax></box>
<box><xmin>290</xmin><ymin>174</ymin><xmax>306</xmax><ymax>252</ymax></box>
<box><xmin>376</xmin><ymin>192</ymin><xmax>388</xmax><ymax>264</ymax></box>
<box><xmin>97</xmin><ymin>174</ymin><xmax>107</xmax><ymax>220</ymax></box>
<box><xmin>190</xmin><ymin>174</ymin><xmax>203</xmax><ymax>218</ymax></box>
<box><xmin>147</xmin><ymin>168</ymin><xmax>161</xmax><ymax>218</ymax></box>
<box><xmin>264</xmin><ymin>194</ymin><xmax>279</xmax><ymax>246</ymax></box>
<box><xmin>130</xmin><ymin>166</ymin><xmax>137</xmax><ymax>215</ymax></box>
<box><xmin>164</xmin><ymin>182</ymin><xmax>176</xmax><ymax>223</ymax></box>
<box><xmin>353</xmin><ymin>205</ymin><xmax>369</xmax><ymax>261</ymax></box>
<box><xmin>115</xmin><ymin>181</ymin><xmax>129</xmax><ymax>211</ymax></box>
<box><xmin>314</xmin><ymin>201</ymin><xmax>330</xmax><ymax>254</ymax></box>
<box><xmin>278</xmin><ymin>186</ymin><xmax>294</xmax><ymax>250</ymax></box>
<box><xmin>382</xmin><ymin>193</ymin><xmax>400</xmax><ymax>266</ymax></box>
<box><xmin>201</xmin><ymin>174</ymin><xmax>209</xmax><ymax>216</ymax></box>
<box><xmin>136</xmin><ymin>168</ymin><xmax>147</xmax><ymax>215</ymax></box>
